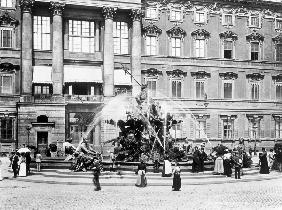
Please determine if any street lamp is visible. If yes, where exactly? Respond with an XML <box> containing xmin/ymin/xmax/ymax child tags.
<box><xmin>26</xmin><ymin>125</ymin><xmax>32</xmax><ymax>146</ymax></box>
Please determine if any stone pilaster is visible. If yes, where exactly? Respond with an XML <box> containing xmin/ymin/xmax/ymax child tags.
<box><xmin>50</xmin><ymin>2</ymin><xmax>65</xmax><ymax>95</ymax></box>
<box><xmin>130</xmin><ymin>9</ymin><xmax>143</xmax><ymax>96</ymax></box>
<box><xmin>20</xmin><ymin>0</ymin><xmax>34</xmax><ymax>95</ymax></box>
<box><xmin>102</xmin><ymin>7</ymin><xmax>116</xmax><ymax>97</ymax></box>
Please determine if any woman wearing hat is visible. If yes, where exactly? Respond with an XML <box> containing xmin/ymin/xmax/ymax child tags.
<box><xmin>259</xmin><ymin>148</ymin><xmax>269</xmax><ymax>174</ymax></box>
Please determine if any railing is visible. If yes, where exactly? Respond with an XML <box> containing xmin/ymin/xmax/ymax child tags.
<box><xmin>20</xmin><ymin>95</ymin><xmax>104</xmax><ymax>103</ymax></box>
<box><xmin>64</xmin><ymin>95</ymin><xmax>104</xmax><ymax>103</ymax></box>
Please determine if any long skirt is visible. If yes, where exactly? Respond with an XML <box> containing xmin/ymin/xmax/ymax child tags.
<box><xmin>214</xmin><ymin>157</ymin><xmax>224</xmax><ymax>174</ymax></box>
<box><xmin>135</xmin><ymin>170</ymin><xmax>147</xmax><ymax>187</ymax></box>
<box><xmin>224</xmin><ymin>159</ymin><xmax>232</xmax><ymax>177</ymax></box>
<box><xmin>162</xmin><ymin>160</ymin><xmax>172</xmax><ymax>177</ymax></box>
<box><xmin>260</xmin><ymin>160</ymin><xmax>270</xmax><ymax>174</ymax></box>
<box><xmin>172</xmin><ymin>174</ymin><xmax>181</xmax><ymax>191</ymax></box>
<box><xmin>93</xmin><ymin>174</ymin><xmax>101</xmax><ymax>191</ymax></box>
<box><xmin>18</xmin><ymin>162</ymin><xmax>27</xmax><ymax>177</ymax></box>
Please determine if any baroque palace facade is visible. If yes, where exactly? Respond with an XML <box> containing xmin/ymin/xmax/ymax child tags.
<box><xmin>0</xmin><ymin>0</ymin><xmax>282</xmax><ymax>154</ymax></box>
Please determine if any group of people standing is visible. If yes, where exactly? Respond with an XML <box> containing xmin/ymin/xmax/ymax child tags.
<box><xmin>9</xmin><ymin>151</ymin><xmax>32</xmax><ymax>178</ymax></box>
<box><xmin>192</xmin><ymin>146</ymin><xmax>207</xmax><ymax>173</ymax></box>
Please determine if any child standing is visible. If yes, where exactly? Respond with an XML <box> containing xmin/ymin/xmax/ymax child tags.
<box><xmin>35</xmin><ymin>151</ymin><xmax>42</xmax><ymax>172</ymax></box>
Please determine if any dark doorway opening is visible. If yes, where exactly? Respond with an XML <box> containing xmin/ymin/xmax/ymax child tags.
<box><xmin>37</xmin><ymin>131</ymin><xmax>48</xmax><ymax>155</ymax></box>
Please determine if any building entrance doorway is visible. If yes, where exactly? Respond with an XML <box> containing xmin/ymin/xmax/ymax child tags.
<box><xmin>37</xmin><ymin>131</ymin><xmax>48</xmax><ymax>155</ymax></box>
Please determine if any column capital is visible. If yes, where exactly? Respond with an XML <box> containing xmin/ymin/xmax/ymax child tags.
<box><xmin>20</xmin><ymin>0</ymin><xmax>35</xmax><ymax>13</ymax></box>
<box><xmin>130</xmin><ymin>9</ymin><xmax>144</xmax><ymax>22</ymax></box>
<box><xmin>102</xmin><ymin>7</ymin><xmax>116</xmax><ymax>20</ymax></box>
<box><xmin>50</xmin><ymin>2</ymin><xmax>65</xmax><ymax>16</ymax></box>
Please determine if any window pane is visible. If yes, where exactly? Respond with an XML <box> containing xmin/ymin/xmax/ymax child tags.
<box><xmin>1</xmin><ymin>118</ymin><xmax>13</xmax><ymax>139</ymax></box>
<box><xmin>276</xmin><ymin>44</ymin><xmax>282</xmax><ymax>61</ymax></box>
<box><xmin>1</xmin><ymin>75</ymin><xmax>12</xmax><ymax>94</ymax></box>
<box><xmin>33</xmin><ymin>16</ymin><xmax>50</xmax><ymax>50</ymax></box>
<box><xmin>276</xmin><ymin>85</ymin><xmax>282</xmax><ymax>100</ymax></box>
<box><xmin>172</xmin><ymin>80</ymin><xmax>176</xmax><ymax>97</ymax></box>
<box><xmin>224</xmin><ymin>82</ymin><xmax>232</xmax><ymax>99</ymax></box>
<box><xmin>113</xmin><ymin>22</ymin><xmax>128</xmax><ymax>54</ymax></box>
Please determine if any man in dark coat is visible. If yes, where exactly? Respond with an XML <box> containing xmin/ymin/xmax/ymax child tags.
<box><xmin>192</xmin><ymin>147</ymin><xmax>200</xmax><ymax>173</ymax></box>
<box><xmin>93</xmin><ymin>159</ymin><xmax>101</xmax><ymax>191</ymax></box>
<box><xmin>199</xmin><ymin>148</ymin><xmax>207</xmax><ymax>172</ymax></box>
<box><xmin>26</xmin><ymin>152</ymin><xmax>31</xmax><ymax>176</ymax></box>
<box><xmin>11</xmin><ymin>152</ymin><xmax>20</xmax><ymax>178</ymax></box>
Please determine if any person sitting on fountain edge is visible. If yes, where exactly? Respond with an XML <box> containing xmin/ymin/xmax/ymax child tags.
<box><xmin>135</xmin><ymin>84</ymin><xmax>148</xmax><ymax>107</ymax></box>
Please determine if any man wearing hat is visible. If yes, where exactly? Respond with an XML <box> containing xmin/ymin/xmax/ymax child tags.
<box><xmin>93</xmin><ymin>158</ymin><xmax>101</xmax><ymax>191</ymax></box>
<box><xmin>232</xmin><ymin>150</ymin><xmax>242</xmax><ymax>179</ymax></box>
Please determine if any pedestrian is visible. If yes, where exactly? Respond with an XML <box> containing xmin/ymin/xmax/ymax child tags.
<box><xmin>172</xmin><ymin>162</ymin><xmax>181</xmax><ymax>191</ymax></box>
<box><xmin>199</xmin><ymin>147</ymin><xmax>207</xmax><ymax>172</ymax></box>
<box><xmin>276</xmin><ymin>148</ymin><xmax>282</xmax><ymax>172</ymax></box>
<box><xmin>18</xmin><ymin>153</ymin><xmax>27</xmax><ymax>177</ymax></box>
<box><xmin>259</xmin><ymin>148</ymin><xmax>269</xmax><ymax>174</ymax></box>
<box><xmin>26</xmin><ymin>152</ymin><xmax>31</xmax><ymax>176</ymax></box>
<box><xmin>109</xmin><ymin>151</ymin><xmax>116</xmax><ymax>172</ymax></box>
<box><xmin>214</xmin><ymin>154</ymin><xmax>224</xmax><ymax>175</ymax></box>
<box><xmin>11</xmin><ymin>152</ymin><xmax>20</xmax><ymax>178</ymax></box>
<box><xmin>223</xmin><ymin>149</ymin><xmax>232</xmax><ymax>177</ymax></box>
<box><xmin>153</xmin><ymin>152</ymin><xmax>160</xmax><ymax>173</ymax></box>
<box><xmin>232</xmin><ymin>151</ymin><xmax>242</xmax><ymax>179</ymax></box>
<box><xmin>35</xmin><ymin>151</ymin><xmax>42</xmax><ymax>172</ymax></box>
<box><xmin>192</xmin><ymin>146</ymin><xmax>200</xmax><ymax>173</ymax></box>
<box><xmin>135</xmin><ymin>159</ymin><xmax>147</xmax><ymax>187</ymax></box>
<box><xmin>268</xmin><ymin>149</ymin><xmax>275</xmax><ymax>170</ymax></box>
<box><xmin>93</xmin><ymin>158</ymin><xmax>101</xmax><ymax>191</ymax></box>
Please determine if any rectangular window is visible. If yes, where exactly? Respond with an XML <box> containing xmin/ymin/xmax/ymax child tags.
<box><xmin>196</xmin><ymin>120</ymin><xmax>206</xmax><ymax>139</ymax></box>
<box><xmin>146</xmin><ymin>7</ymin><xmax>158</xmax><ymax>19</ymax></box>
<box><xmin>223</xmin><ymin>119</ymin><xmax>234</xmax><ymax>139</ymax></box>
<box><xmin>0</xmin><ymin>27</ymin><xmax>13</xmax><ymax>48</ymax></box>
<box><xmin>113</xmin><ymin>22</ymin><xmax>128</xmax><ymax>54</ymax></box>
<box><xmin>146</xmin><ymin>36</ymin><xmax>157</xmax><ymax>55</ymax></box>
<box><xmin>276</xmin><ymin>83</ymin><xmax>282</xmax><ymax>100</ymax></box>
<box><xmin>223</xmin><ymin>81</ymin><xmax>233</xmax><ymax>99</ymax></box>
<box><xmin>0</xmin><ymin>75</ymin><xmax>12</xmax><ymax>94</ymax></box>
<box><xmin>171</xmin><ymin>37</ymin><xmax>181</xmax><ymax>56</ymax></box>
<box><xmin>276</xmin><ymin>44</ymin><xmax>282</xmax><ymax>61</ymax></box>
<box><xmin>251</xmin><ymin>42</ymin><xmax>259</xmax><ymax>60</ymax></box>
<box><xmin>0</xmin><ymin>118</ymin><xmax>13</xmax><ymax>140</ymax></box>
<box><xmin>0</xmin><ymin>0</ymin><xmax>12</xmax><ymax>7</ymax></box>
<box><xmin>250</xmin><ymin>16</ymin><xmax>260</xmax><ymax>27</ymax></box>
<box><xmin>251</xmin><ymin>83</ymin><xmax>260</xmax><ymax>100</ymax></box>
<box><xmin>146</xmin><ymin>79</ymin><xmax>157</xmax><ymax>97</ymax></box>
<box><xmin>224</xmin><ymin>40</ymin><xmax>233</xmax><ymax>59</ymax></box>
<box><xmin>171</xmin><ymin>123</ymin><xmax>181</xmax><ymax>138</ymax></box>
<box><xmin>69</xmin><ymin>20</ymin><xmax>95</xmax><ymax>53</ymax></box>
<box><xmin>195</xmin><ymin>12</ymin><xmax>205</xmax><ymax>23</ymax></box>
<box><xmin>33</xmin><ymin>85</ymin><xmax>50</xmax><ymax>95</ymax></box>
<box><xmin>172</xmin><ymin>80</ymin><xmax>181</xmax><ymax>98</ymax></box>
<box><xmin>195</xmin><ymin>39</ymin><xmax>205</xmax><ymax>57</ymax></box>
<box><xmin>170</xmin><ymin>9</ymin><xmax>182</xmax><ymax>21</ymax></box>
<box><xmin>224</xmin><ymin>14</ymin><xmax>233</xmax><ymax>25</ymax></box>
<box><xmin>275</xmin><ymin>120</ymin><xmax>282</xmax><ymax>138</ymax></box>
<box><xmin>196</xmin><ymin>81</ymin><xmax>205</xmax><ymax>99</ymax></box>
<box><xmin>33</xmin><ymin>16</ymin><xmax>51</xmax><ymax>50</ymax></box>
<box><xmin>249</xmin><ymin>121</ymin><xmax>260</xmax><ymax>139</ymax></box>
<box><xmin>276</xmin><ymin>19</ymin><xmax>282</xmax><ymax>30</ymax></box>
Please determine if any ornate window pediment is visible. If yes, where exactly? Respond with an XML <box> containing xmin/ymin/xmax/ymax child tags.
<box><xmin>246</xmin><ymin>73</ymin><xmax>264</xmax><ymax>81</ymax></box>
<box><xmin>246</xmin><ymin>32</ymin><xmax>264</xmax><ymax>42</ymax></box>
<box><xmin>166</xmin><ymin>69</ymin><xmax>187</xmax><ymax>78</ymax></box>
<box><xmin>272</xmin><ymin>74</ymin><xmax>282</xmax><ymax>82</ymax></box>
<box><xmin>246</xmin><ymin>114</ymin><xmax>263</xmax><ymax>122</ymax></box>
<box><xmin>0</xmin><ymin>12</ymin><xmax>19</xmax><ymax>27</ymax></box>
<box><xmin>0</xmin><ymin>63</ymin><xmax>20</xmax><ymax>73</ymax></box>
<box><xmin>191</xmin><ymin>29</ymin><xmax>210</xmax><ymax>39</ymax></box>
<box><xmin>272</xmin><ymin>34</ymin><xmax>282</xmax><ymax>44</ymax></box>
<box><xmin>219</xmin><ymin>31</ymin><xmax>238</xmax><ymax>41</ymax></box>
<box><xmin>142</xmin><ymin>24</ymin><xmax>162</xmax><ymax>37</ymax></box>
<box><xmin>219</xmin><ymin>72</ymin><xmax>238</xmax><ymax>80</ymax></box>
<box><xmin>166</xmin><ymin>26</ymin><xmax>186</xmax><ymax>39</ymax></box>
<box><xmin>141</xmin><ymin>68</ymin><xmax>162</xmax><ymax>77</ymax></box>
<box><xmin>191</xmin><ymin>71</ymin><xmax>211</xmax><ymax>79</ymax></box>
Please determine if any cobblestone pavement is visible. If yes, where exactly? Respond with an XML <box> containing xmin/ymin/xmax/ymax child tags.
<box><xmin>1</xmin><ymin>176</ymin><xmax>282</xmax><ymax>210</ymax></box>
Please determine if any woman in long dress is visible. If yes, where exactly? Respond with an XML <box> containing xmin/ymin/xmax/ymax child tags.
<box><xmin>18</xmin><ymin>153</ymin><xmax>27</xmax><ymax>177</ymax></box>
<box><xmin>172</xmin><ymin>162</ymin><xmax>181</xmax><ymax>191</ymax></box>
<box><xmin>214</xmin><ymin>155</ymin><xmax>224</xmax><ymax>175</ymax></box>
<box><xmin>135</xmin><ymin>160</ymin><xmax>147</xmax><ymax>187</ymax></box>
<box><xmin>259</xmin><ymin>148</ymin><xmax>269</xmax><ymax>174</ymax></box>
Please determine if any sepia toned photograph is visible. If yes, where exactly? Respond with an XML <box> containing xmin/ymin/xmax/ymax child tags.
<box><xmin>1</xmin><ymin>0</ymin><xmax>282</xmax><ymax>209</ymax></box>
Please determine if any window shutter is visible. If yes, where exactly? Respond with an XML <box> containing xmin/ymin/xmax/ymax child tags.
<box><xmin>234</xmin><ymin>118</ymin><xmax>239</xmax><ymax>139</ymax></box>
<box><xmin>244</xmin><ymin>117</ymin><xmax>249</xmax><ymax>138</ymax></box>
<box><xmin>271</xmin><ymin>116</ymin><xmax>276</xmax><ymax>138</ymax></box>
<box><xmin>260</xmin><ymin>118</ymin><xmax>265</xmax><ymax>138</ymax></box>
<box><xmin>218</xmin><ymin>117</ymin><xmax>222</xmax><ymax>139</ymax></box>
<box><xmin>189</xmin><ymin>118</ymin><xmax>195</xmax><ymax>140</ymax></box>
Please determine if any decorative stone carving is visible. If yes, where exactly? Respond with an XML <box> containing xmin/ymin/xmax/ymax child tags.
<box><xmin>142</xmin><ymin>24</ymin><xmax>162</xmax><ymax>36</ymax></box>
<box><xmin>191</xmin><ymin>71</ymin><xmax>211</xmax><ymax>79</ymax></box>
<box><xmin>194</xmin><ymin>114</ymin><xmax>210</xmax><ymax>120</ymax></box>
<box><xmin>102</xmin><ymin>7</ymin><xmax>117</xmax><ymax>20</ymax></box>
<box><xmin>0</xmin><ymin>63</ymin><xmax>20</xmax><ymax>73</ymax></box>
<box><xmin>272</xmin><ymin>115</ymin><xmax>282</xmax><ymax>122</ymax></box>
<box><xmin>130</xmin><ymin>9</ymin><xmax>144</xmax><ymax>22</ymax></box>
<box><xmin>166</xmin><ymin>69</ymin><xmax>187</xmax><ymax>78</ymax></box>
<box><xmin>191</xmin><ymin>29</ymin><xmax>210</xmax><ymax>39</ymax></box>
<box><xmin>246</xmin><ymin>73</ymin><xmax>264</xmax><ymax>81</ymax></box>
<box><xmin>246</xmin><ymin>32</ymin><xmax>264</xmax><ymax>42</ymax></box>
<box><xmin>219</xmin><ymin>31</ymin><xmax>238</xmax><ymax>41</ymax></box>
<box><xmin>272</xmin><ymin>74</ymin><xmax>282</xmax><ymax>83</ymax></box>
<box><xmin>50</xmin><ymin>2</ymin><xmax>65</xmax><ymax>16</ymax></box>
<box><xmin>220</xmin><ymin>115</ymin><xmax>237</xmax><ymax>120</ymax></box>
<box><xmin>20</xmin><ymin>0</ymin><xmax>35</xmax><ymax>13</ymax></box>
<box><xmin>246</xmin><ymin>114</ymin><xmax>263</xmax><ymax>122</ymax></box>
<box><xmin>272</xmin><ymin>34</ymin><xmax>282</xmax><ymax>44</ymax></box>
<box><xmin>142</xmin><ymin>68</ymin><xmax>162</xmax><ymax>77</ymax></box>
<box><xmin>219</xmin><ymin>72</ymin><xmax>238</xmax><ymax>80</ymax></box>
<box><xmin>0</xmin><ymin>12</ymin><xmax>19</xmax><ymax>27</ymax></box>
<box><xmin>166</xmin><ymin>26</ymin><xmax>186</xmax><ymax>39</ymax></box>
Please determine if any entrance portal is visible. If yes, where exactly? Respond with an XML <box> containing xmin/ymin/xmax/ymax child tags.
<box><xmin>37</xmin><ymin>131</ymin><xmax>48</xmax><ymax>155</ymax></box>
